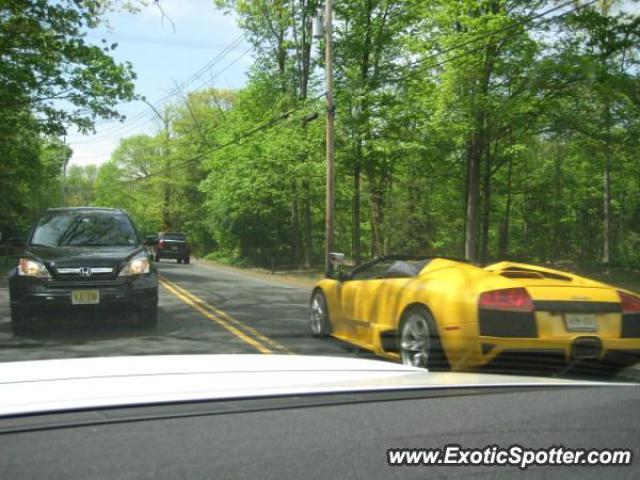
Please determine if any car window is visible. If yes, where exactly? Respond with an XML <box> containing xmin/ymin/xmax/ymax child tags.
<box><xmin>350</xmin><ymin>260</ymin><xmax>398</xmax><ymax>280</ymax></box>
<box><xmin>350</xmin><ymin>259</ymin><xmax>431</xmax><ymax>280</ymax></box>
<box><xmin>163</xmin><ymin>234</ymin><xmax>186</xmax><ymax>241</ymax></box>
<box><xmin>31</xmin><ymin>212</ymin><xmax>138</xmax><ymax>247</ymax></box>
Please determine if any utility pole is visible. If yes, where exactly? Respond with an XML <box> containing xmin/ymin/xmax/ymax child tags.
<box><xmin>324</xmin><ymin>0</ymin><xmax>335</xmax><ymax>273</ymax></box>
<box><xmin>145</xmin><ymin>100</ymin><xmax>172</xmax><ymax>231</ymax></box>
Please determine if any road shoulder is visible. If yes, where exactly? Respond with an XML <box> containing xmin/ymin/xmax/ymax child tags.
<box><xmin>194</xmin><ymin>258</ymin><xmax>320</xmax><ymax>289</ymax></box>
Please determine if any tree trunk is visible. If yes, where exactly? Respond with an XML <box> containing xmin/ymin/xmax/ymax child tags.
<box><xmin>480</xmin><ymin>141</ymin><xmax>493</xmax><ymax>263</ymax></box>
<box><xmin>352</xmin><ymin>161</ymin><xmax>361</xmax><ymax>264</ymax></box>
<box><xmin>602</xmin><ymin>101</ymin><xmax>612</xmax><ymax>265</ymax></box>
<box><xmin>498</xmin><ymin>156</ymin><xmax>512</xmax><ymax>258</ymax></box>
<box><xmin>464</xmin><ymin>1</ymin><xmax>498</xmax><ymax>262</ymax></box>
<box><xmin>464</xmin><ymin>131</ymin><xmax>482</xmax><ymax>261</ymax></box>
<box><xmin>553</xmin><ymin>139</ymin><xmax>563</xmax><ymax>253</ymax></box>
<box><xmin>302</xmin><ymin>179</ymin><xmax>312</xmax><ymax>269</ymax></box>
<box><xmin>292</xmin><ymin>197</ymin><xmax>302</xmax><ymax>267</ymax></box>
<box><xmin>369</xmin><ymin>184</ymin><xmax>385</xmax><ymax>257</ymax></box>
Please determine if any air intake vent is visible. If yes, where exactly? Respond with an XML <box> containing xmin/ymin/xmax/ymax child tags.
<box><xmin>501</xmin><ymin>267</ymin><xmax>572</xmax><ymax>282</ymax></box>
<box><xmin>500</xmin><ymin>271</ymin><xmax>544</xmax><ymax>279</ymax></box>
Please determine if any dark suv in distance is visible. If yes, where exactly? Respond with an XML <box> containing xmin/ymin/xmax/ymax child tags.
<box><xmin>8</xmin><ymin>207</ymin><xmax>158</xmax><ymax>333</ymax></box>
<box><xmin>154</xmin><ymin>232</ymin><xmax>190</xmax><ymax>264</ymax></box>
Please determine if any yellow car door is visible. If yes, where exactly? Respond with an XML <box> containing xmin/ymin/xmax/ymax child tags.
<box><xmin>340</xmin><ymin>259</ymin><xmax>405</xmax><ymax>348</ymax></box>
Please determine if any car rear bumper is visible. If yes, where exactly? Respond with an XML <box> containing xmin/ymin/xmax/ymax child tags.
<box><xmin>9</xmin><ymin>273</ymin><xmax>158</xmax><ymax>317</ymax></box>
<box><xmin>156</xmin><ymin>249</ymin><xmax>188</xmax><ymax>259</ymax></box>
<box><xmin>478</xmin><ymin>336</ymin><xmax>640</xmax><ymax>366</ymax></box>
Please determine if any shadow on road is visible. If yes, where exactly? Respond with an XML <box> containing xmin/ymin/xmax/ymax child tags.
<box><xmin>6</xmin><ymin>311</ymin><xmax>158</xmax><ymax>342</ymax></box>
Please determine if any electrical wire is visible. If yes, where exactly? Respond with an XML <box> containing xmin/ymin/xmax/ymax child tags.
<box><xmin>118</xmin><ymin>92</ymin><xmax>327</xmax><ymax>185</ymax></box>
<box><xmin>68</xmin><ymin>34</ymin><xmax>248</xmax><ymax>144</ymax></box>
<box><xmin>391</xmin><ymin>0</ymin><xmax>598</xmax><ymax>83</ymax></box>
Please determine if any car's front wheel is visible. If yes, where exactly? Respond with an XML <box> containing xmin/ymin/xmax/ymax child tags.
<box><xmin>309</xmin><ymin>290</ymin><xmax>331</xmax><ymax>337</ymax></box>
<box><xmin>10</xmin><ymin>306</ymin><xmax>30</xmax><ymax>335</ymax></box>
<box><xmin>398</xmin><ymin>307</ymin><xmax>449</xmax><ymax>370</ymax></box>
<box><xmin>139</xmin><ymin>304</ymin><xmax>158</xmax><ymax>327</ymax></box>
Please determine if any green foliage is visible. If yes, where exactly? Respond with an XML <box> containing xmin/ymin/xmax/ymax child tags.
<box><xmin>95</xmin><ymin>0</ymin><xmax>640</xmax><ymax>270</ymax></box>
<box><xmin>0</xmin><ymin>0</ymin><xmax>139</xmax><ymax>238</ymax></box>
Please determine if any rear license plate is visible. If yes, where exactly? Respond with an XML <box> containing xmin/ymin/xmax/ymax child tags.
<box><xmin>565</xmin><ymin>313</ymin><xmax>597</xmax><ymax>332</ymax></box>
<box><xmin>72</xmin><ymin>290</ymin><xmax>100</xmax><ymax>305</ymax></box>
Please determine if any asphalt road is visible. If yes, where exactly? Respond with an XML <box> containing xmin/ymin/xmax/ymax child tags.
<box><xmin>0</xmin><ymin>260</ymin><xmax>638</xmax><ymax>381</ymax></box>
<box><xmin>0</xmin><ymin>260</ymin><xmax>367</xmax><ymax>363</ymax></box>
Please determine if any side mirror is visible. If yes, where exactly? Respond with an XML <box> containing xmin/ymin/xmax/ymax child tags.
<box><xmin>144</xmin><ymin>235</ymin><xmax>157</xmax><ymax>246</ymax></box>
<box><xmin>327</xmin><ymin>252</ymin><xmax>350</xmax><ymax>281</ymax></box>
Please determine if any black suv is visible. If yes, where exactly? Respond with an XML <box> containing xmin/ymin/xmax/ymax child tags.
<box><xmin>154</xmin><ymin>232</ymin><xmax>191</xmax><ymax>264</ymax></box>
<box><xmin>8</xmin><ymin>208</ymin><xmax>158</xmax><ymax>332</ymax></box>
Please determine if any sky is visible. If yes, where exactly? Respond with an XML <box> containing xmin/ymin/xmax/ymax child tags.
<box><xmin>66</xmin><ymin>0</ymin><xmax>251</xmax><ymax>168</ymax></box>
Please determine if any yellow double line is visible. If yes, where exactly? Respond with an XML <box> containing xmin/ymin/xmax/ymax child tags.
<box><xmin>159</xmin><ymin>275</ymin><xmax>292</xmax><ymax>355</ymax></box>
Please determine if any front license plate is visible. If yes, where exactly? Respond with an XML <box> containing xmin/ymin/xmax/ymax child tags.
<box><xmin>565</xmin><ymin>313</ymin><xmax>597</xmax><ymax>332</ymax></box>
<box><xmin>72</xmin><ymin>290</ymin><xmax>100</xmax><ymax>305</ymax></box>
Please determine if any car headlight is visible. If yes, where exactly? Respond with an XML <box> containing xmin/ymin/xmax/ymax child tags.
<box><xmin>18</xmin><ymin>258</ymin><xmax>51</xmax><ymax>279</ymax></box>
<box><xmin>119</xmin><ymin>256</ymin><xmax>150</xmax><ymax>277</ymax></box>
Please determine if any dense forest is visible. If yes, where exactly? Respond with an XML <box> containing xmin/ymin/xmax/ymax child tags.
<box><xmin>4</xmin><ymin>1</ymin><xmax>640</xmax><ymax>270</ymax></box>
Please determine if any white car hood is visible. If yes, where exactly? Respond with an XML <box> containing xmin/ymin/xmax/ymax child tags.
<box><xmin>0</xmin><ymin>354</ymin><xmax>614</xmax><ymax>417</ymax></box>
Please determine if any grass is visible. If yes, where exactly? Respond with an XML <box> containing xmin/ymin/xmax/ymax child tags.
<box><xmin>203</xmin><ymin>251</ymin><xmax>252</xmax><ymax>268</ymax></box>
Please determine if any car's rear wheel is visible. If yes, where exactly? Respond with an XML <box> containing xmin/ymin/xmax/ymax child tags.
<box><xmin>398</xmin><ymin>307</ymin><xmax>449</xmax><ymax>371</ymax></box>
<box><xmin>309</xmin><ymin>291</ymin><xmax>331</xmax><ymax>337</ymax></box>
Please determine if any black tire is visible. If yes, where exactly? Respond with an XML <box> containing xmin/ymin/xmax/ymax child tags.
<box><xmin>309</xmin><ymin>290</ymin><xmax>332</xmax><ymax>337</ymax></box>
<box><xmin>398</xmin><ymin>306</ymin><xmax>449</xmax><ymax>371</ymax></box>
<box><xmin>139</xmin><ymin>304</ymin><xmax>158</xmax><ymax>327</ymax></box>
<box><xmin>10</xmin><ymin>306</ymin><xmax>30</xmax><ymax>335</ymax></box>
<box><xmin>184</xmin><ymin>257</ymin><xmax>190</xmax><ymax>264</ymax></box>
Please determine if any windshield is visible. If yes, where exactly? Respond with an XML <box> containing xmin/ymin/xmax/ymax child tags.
<box><xmin>162</xmin><ymin>234</ymin><xmax>186</xmax><ymax>241</ymax></box>
<box><xmin>1</xmin><ymin>0</ymin><xmax>640</xmax><ymax>395</ymax></box>
<box><xmin>31</xmin><ymin>212</ymin><xmax>138</xmax><ymax>247</ymax></box>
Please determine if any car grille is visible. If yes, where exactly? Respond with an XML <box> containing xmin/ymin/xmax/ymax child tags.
<box><xmin>47</xmin><ymin>280</ymin><xmax>126</xmax><ymax>289</ymax></box>
<box><xmin>478</xmin><ymin>309</ymin><xmax>537</xmax><ymax>338</ymax></box>
<box><xmin>53</xmin><ymin>267</ymin><xmax>117</xmax><ymax>282</ymax></box>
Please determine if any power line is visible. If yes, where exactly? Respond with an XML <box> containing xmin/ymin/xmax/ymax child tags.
<box><xmin>68</xmin><ymin>45</ymin><xmax>254</xmax><ymax>147</ymax></box>
<box><xmin>119</xmin><ymin>92</ymin><xmax>327</xmax><ymax>185</ymax></box>
<box><xmin>391</xmin><ymin>0</ymin><xmax>598</xmax><ymax>82</ymax></box>
<box><xmin>68</xmin><ymin>34</ymin><xmax>247</xmax><ymax>144</ymax></box>
<box><xmin>90</xmin><ymin>45</ymin><xmax>255</xmax><ymax>143</ymax></box>
<box><xmin>96</xmin><ymin>34</ymin><xmax>246</xmax><ymax>136</ymax></box>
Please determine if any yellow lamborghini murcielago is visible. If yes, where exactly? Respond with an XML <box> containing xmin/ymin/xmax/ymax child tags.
<box><xmin>309</xmin><ymin>256</ymin><xmax>640</xmax><ymax>371</ymax></box>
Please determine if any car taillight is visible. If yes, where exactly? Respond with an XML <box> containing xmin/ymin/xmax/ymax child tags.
<box><xmin>478</xmin><ymin>287</ymin><xmax>534</xmax><ymax>312</ymax></box>
<box><xmin>619</xmin><ymin>291</ymin><xmax>640</xmax><ymax>314</ymax></box>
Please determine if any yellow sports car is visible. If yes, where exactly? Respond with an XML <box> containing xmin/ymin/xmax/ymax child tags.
<box><xmin>309</xmin><ymin>255</ymin><xmax>640</xmax><ymax>371</ymax></box>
